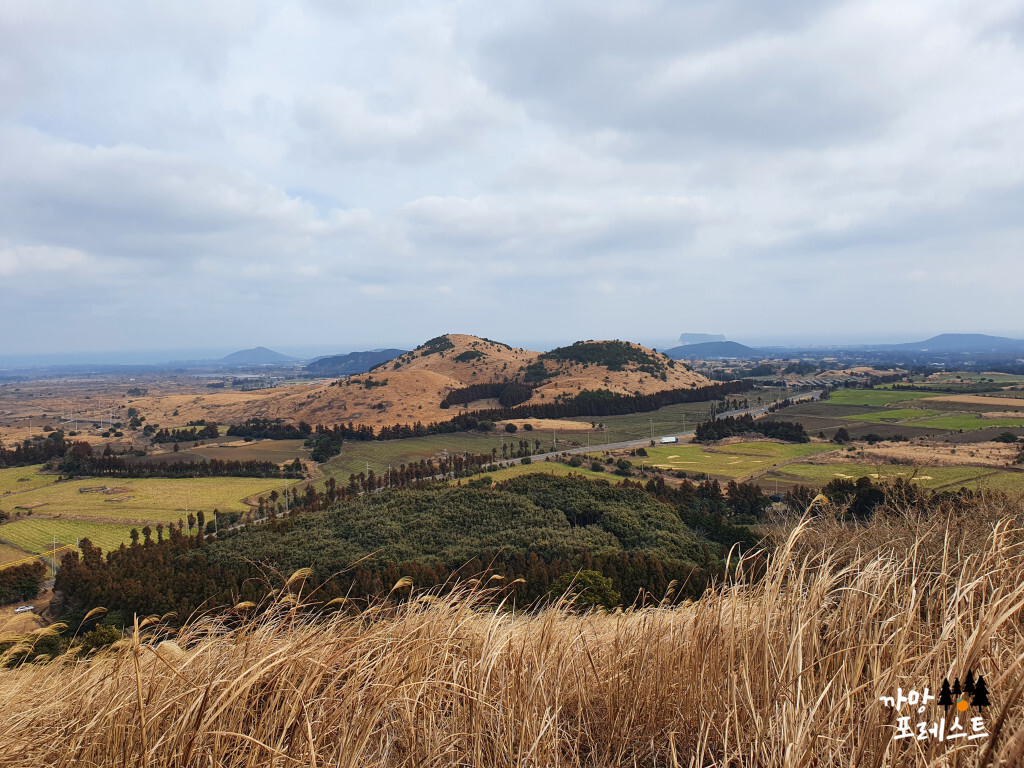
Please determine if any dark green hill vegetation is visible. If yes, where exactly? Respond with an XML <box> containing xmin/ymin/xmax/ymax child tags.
<box><xmin>696</xmin><ymin>414</ymin><xmax>809</xmax><ymax>443</ymax></box>
<box><xmin>416</xmin><ymin>335</ymin><xmax>456</xmax><ymax>355</ymax></box>
<box><xmin>541</xmin><ymin>340</ymin><xmax>669</xmax><ymax>374</ymax></box>
<box><xmin>54</xmin><ymin>475</ymin><xmax>762</xmax><ymax>620</ymax></box>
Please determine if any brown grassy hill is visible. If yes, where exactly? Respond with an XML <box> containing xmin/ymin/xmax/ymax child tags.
<box><xmin>128</xmin><ymin>335</ymin><xmax>711</xmax><ymax>429</ymax></box>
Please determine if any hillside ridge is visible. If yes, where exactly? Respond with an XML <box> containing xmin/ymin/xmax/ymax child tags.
<box><xmin>128</xmin><ymin>333</ymin><xmax>711</xmax><ymax>428</ymax></box>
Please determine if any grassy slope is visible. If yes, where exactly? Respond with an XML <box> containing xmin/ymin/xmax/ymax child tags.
<box><xmin>0</xmin><ymin>465</ymin><xmax>57</xmax><ymax>496</ymax></box>
<box><xmin>0</xmin><ymin>519</ymin><xmax>140</xmax><ymax>554</ymax></box>
<box><xmin>0</xmin><ymin>476</ymin><xmax>284</xmax><ymax>554</ymax></box>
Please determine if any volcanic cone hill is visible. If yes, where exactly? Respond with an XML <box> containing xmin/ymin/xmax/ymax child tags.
<box><xmin>128</xmin><ymin>334</ymin><xmax>711</xmax><ymax>429</ymax></box>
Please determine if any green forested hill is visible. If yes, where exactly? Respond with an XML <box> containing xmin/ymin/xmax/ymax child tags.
<box><xmin>209</xmin><ymin>475</ymin><xmax>707</xmax><ymax>573</ymax></box>
<box><xmin>55</xmin><ymin>474</ymin><xmax>762</xmax><ymax>620</ymax></box>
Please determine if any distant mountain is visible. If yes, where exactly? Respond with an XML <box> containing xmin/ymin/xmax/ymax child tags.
<box><xmin>305</xmin><ymin>349</ymin><xmax>407</xmax><ymax>376</ymax></box>
<box><xmin>664</xmin><ymin>341</ymin><xmax>759</xmax><ymax>359</ymax></box>
<box><xmin>883</xmin><ymin>334</ymin><xmax>1024</xmax><ymax>355</ymax></box>
<box><xmin>220</xmin><ymin>347</ymin><xmax>296</xmax><ymax>365</ymax></box>
<box><xmin>677</xmin><ymin>333</ymin><xmax>727</xmax><ymax>345</ymax></box>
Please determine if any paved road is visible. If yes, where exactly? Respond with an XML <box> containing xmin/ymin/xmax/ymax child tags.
<box><xmin>501</xmin><ymin>390</ymin><xmax>823</xmax><ymax>465</ymax></box>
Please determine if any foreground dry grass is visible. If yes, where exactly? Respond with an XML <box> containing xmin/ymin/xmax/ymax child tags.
<box><xmin>1</xmin><ymin>501</ymin><xmax>1023</xmax><ymax>767</ymax></box>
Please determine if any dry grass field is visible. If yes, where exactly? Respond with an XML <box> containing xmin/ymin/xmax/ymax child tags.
<box><xmin>0</xmin><ymin>542</ymin><xmax>28</xmax><ymax>566</ymax></box>
<box><xmin>0</xmin><ymin>501</ymin><xmax>1022</xmax><ymax>766</ymax></box>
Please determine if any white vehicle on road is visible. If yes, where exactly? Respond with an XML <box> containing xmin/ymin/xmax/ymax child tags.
<box><xmin>13</xmin><ymin>606</ymin><xmax>35</xmax><ymax>614</ymax></box>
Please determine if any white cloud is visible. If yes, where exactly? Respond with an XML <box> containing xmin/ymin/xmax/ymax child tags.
<box><xmin>1</xmin><ymin>0</ymin><xmax>1023</xmax><ymax>354</ymax></box>
<box><xmin>0</xmin><ymin>244</ymin><xmax>91</xmax><ymax>277</ymax></box>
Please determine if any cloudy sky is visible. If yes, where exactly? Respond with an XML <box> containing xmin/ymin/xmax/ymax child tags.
<box><xmin>2</xmin><ymin>1</ymin><xmax>1024</xmax><ymax>359</ymax></box>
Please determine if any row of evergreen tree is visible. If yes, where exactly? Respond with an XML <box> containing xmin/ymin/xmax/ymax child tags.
<box><xmin>0</xmin><ymin>432</ymin><xmax>71</xmax><ymax>468</ymax></box>
<box><xmin>695</xmin><ymin>414</ymin><xmax>809</xmax><ymax>443</ymax></box>
<box><xmin>58</xmin><ymin>445</ymin><xmax>304</xmax><ymax>480</ymax></box>
<box><xmin>0</xmin><ymin>561</ymin><xmax>46</xmax><ymax>604</ymax></box>
<box><xmin>151</xmin><ymin>424</ymin><xmax>221</xmax><ymax>443</ymax></box>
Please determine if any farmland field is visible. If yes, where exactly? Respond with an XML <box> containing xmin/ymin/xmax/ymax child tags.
<box><xmin>0</xmin><ymin>475</ymin><xmax>288</xmax><ymax>556</ymax></box>
<box><xmin>839</xmin><ymin>408</ymin><xmax>943</xmax><ymax>423</ymax></box>
<box><xmin>0</xmin><ymin>542</ymin><xmax>29</xmax><ymax>566</ymax></box>
<box><xmin>641</xmin><ymin>441</ymin><xmax>838</xmax><ymax>478</ymax></box>
<box><xmin>771</xmin><ymin>462</ymin><xmax>998</xmax><ymax>490</ymax></box>
<box><xmin>826</xmin><ymin>390</ymin><xmax>941</xmax><ymax>407</ymax></box>
<box><xmin>2</xmin><ymin>476</ymin><xmax>284</xmax><ymax>524</ymax></box>
<box><xmin>0</xmin><ymin>518</ymin><xmax>141</xmax><ymax>554</ymax></box>
<box><xmin>172</xmin><ymin>438</ymin><xmax>311</xmax><ymax>464</ymax></box>
<box><xmin>455</xmin><ymin>460</ymin><xmax>620</xmax><ymax>485</ymax></box>
<box><xmin>319</xmin><ymin>433</ymin><xmax>531</xmax><ymax>488</ymax></box>
<box><xmin>0</xmin><ymin>465</ymin><xmax>57</xmax><ymax>496</ymax></box>
<box><xmin>549</xmin><ymin>387</ymin><xmax>791</xmax><ymax>443</ymax></box>
<box><xmin>910</xmin><ymin>414</ymin><xmax>1024</xmax><ymax>431</ymax></box>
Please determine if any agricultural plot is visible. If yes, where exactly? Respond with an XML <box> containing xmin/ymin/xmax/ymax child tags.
<box><xmin>0</xmin><ymin>518</ymin><xmax>140</xmax><ymax>555</ymax></box>
<box><xmin>0</xmin><ymin>465</ymin><xmax>57</xmax><ymax>496</ymax></box>
<box><xmin>319</xmin><ymin>433</ymin><xmax>531</xmax><ymax>488</ymax></box>
<box><xmin>772</xmin><ymin>462</ymin><xmax>997</xmax><ymax>491</ymax></box>
<box><xmin>557</xmin><ymin>387</ymin><xmax>791</xmax><ymax>443</ymax></box>
<box><xmin>0</xmin><ymin>542</ymin><xmax>29</xmax><ymax>566</ymax></box>
<box><xmin>455</xmin><ymin>461</ymin><xmax>619</xmax><ymax>485</ymax></box>
<box><xmin>0</xmin><ymin>476</ymin><xmax>286</xmax><ymax>557</ymax></box>
<box><xmin>1</xmin><ymin>477</ymin><xmax>283</xmax><ymax>525</ymax></box>
<box><xmin>174</xmin><ymin>438</ymin><xmax>311</xmax><ymax>465</ymax></box>
<box><xmin>840</xmin><ymin>409</ymin><xmax>944</xmax><ymax>424</ymax></box>
<box><xmin>641</xmin><ymin>441</ymin><xmax>838</xmax><ymax>479</ymax></box>
<box><xmin>826</xmin><ymin>390</ymin><xmax>942</xmax><ymax>407</ymax></box>
<box><xmin>910</xmin><ymin>414</ymin><xmax>1024</xmax><ymax>431</ymax></box>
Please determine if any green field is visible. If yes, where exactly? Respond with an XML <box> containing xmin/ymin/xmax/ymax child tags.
<box><xmin>640</xmin><ymin>441</ymin><xmax>839</xmax><ymax>479</ymax></box>
<box><xmin>1</xmin><ymin>476</ymin><xmax>284</xmax><ymax>525</ymax></box>
<box><xmin>177</xmin><ymin>438</ymin><xmax>310</xmax><ymax>464</ymax></box>
<box><xmin>319</xmin><ymin>432</ymin><xmax>556</xmax><ymax>488</ymax></box>
<box><xmin>840</xmin><ymin>409</ymin><xmax>944</xmax><ymax>423</ymax></box>
<box><xmin>910</xmin><ymin>414</ymin><xmax>1024</xmax><ymax>431</ymax></box>
<box><xmin>454</xmin><ymin>460</ymin><xmax>620</xmax><ymax>485</ymax></box>
<box><xmin>826</xmin><ymin>390</ymin><xmax>942</xmax><ymax>407</ymax></box>
<box><xmin>556</xmin><ymin>387</ymin><xmax>791</xmax><ymax>444</ymax></box>
<box><xmin>0</xmin><ymin>465</ymin><xmax>58</xmax><ymax>496</ymax></box>
<box><xmin>772</xmin><ymin>462</ymin><xmax>997</xmax><ymax>490</ymax></box>
<box><xmin>0</xmin><ymin>519</ymin><xmax>141</xmax><ymax>554</ymax></box>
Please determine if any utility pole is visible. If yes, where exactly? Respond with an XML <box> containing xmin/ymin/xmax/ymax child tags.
<box><xmin>649</xmin><ymin>417</ymin><xmax>654</xmax><ymax>441</ymax></box>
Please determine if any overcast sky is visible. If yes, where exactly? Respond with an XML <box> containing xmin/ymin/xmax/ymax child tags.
<box><xmin>2</xmin><ymin>1</ymin><xmax>1024</xmax><ymax>358</ymax></box>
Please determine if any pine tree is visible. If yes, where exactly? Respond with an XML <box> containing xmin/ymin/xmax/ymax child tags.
<box><xmin>938</xmin><ymin>679</ymin><xmax>953</xmax><ymax>708</ymax></box>
<box><xmin>964</xmin><ymin>670</ymin><xmax>976</xmax><ymax>696</ymax></box>
<box><xmin>972</xmin><ymin>675</ymin><xmax>990</xmax><ymax>708</ymax></box>
<box><xmin>952</xmin><ymin>678</ymin><xmax>962</xmax><ymax>701</ymax></box>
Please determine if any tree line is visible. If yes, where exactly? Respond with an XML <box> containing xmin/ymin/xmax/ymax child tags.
<box><xmin>151</xmin><ymin>424</ymin><xmax>221</xmax><ymax>444</ymax></box>
<box><xmin>440</xmin><ymin>381</ymin><xmax>533</xmax><ymax>409</ymax></box>
<box><xmin>0</xmin><ymin>561</ymin><xmax>46</xmax><ymax>605</ymax></box>
<box><xmin>226</xmin><ymin>418</ymin><xmax>314</xmax><ymax>440</ymax></box>
<box><xmin>695</xmin><ymin>414</ymin><xmax>809</xmax><ymax>443</ymax></box>
<box><xmin>0</xmin><ymin>431</ymin><xmax>71</xmax><ymax>468</ymax></box>
<box><xmin>57</xmin><ymin>444</ymin><xmax>305</xmax><ymax>480</ymax></box>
